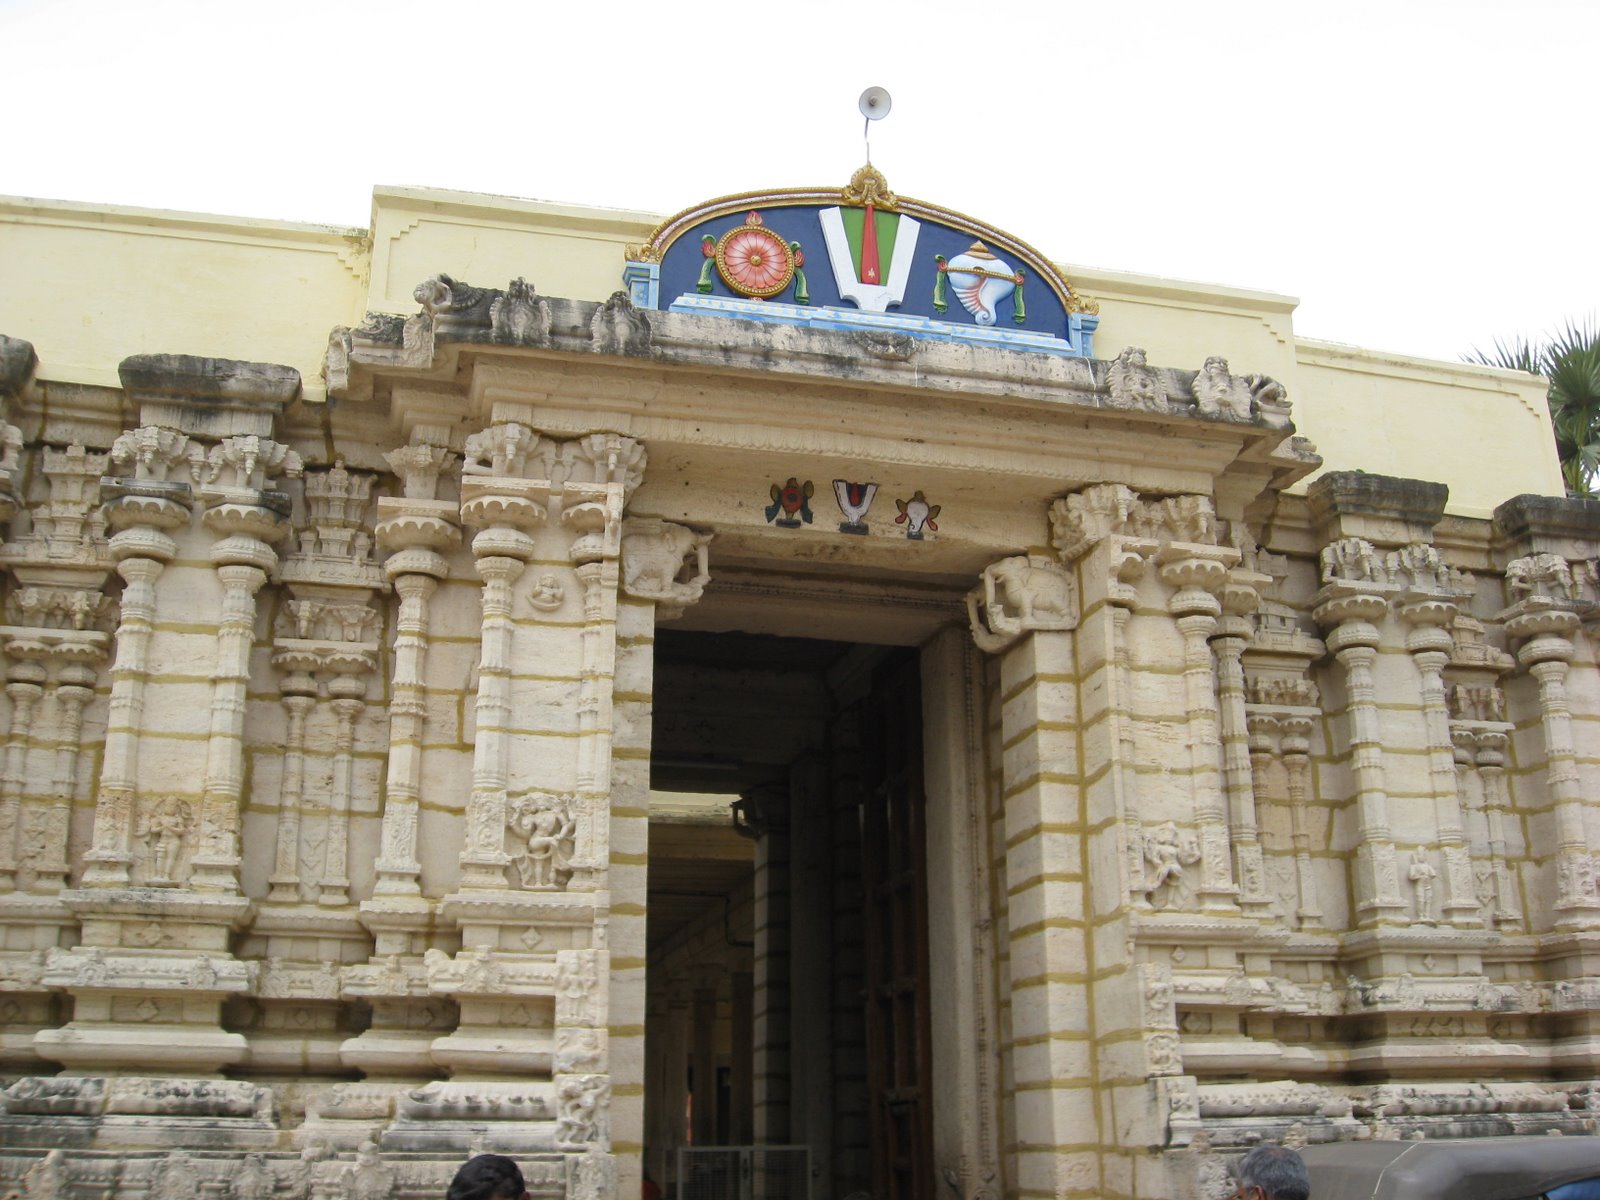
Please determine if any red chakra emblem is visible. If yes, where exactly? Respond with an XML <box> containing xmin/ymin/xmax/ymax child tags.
<box><xmin>716</xmin><ymin>211</ymin><xmax>797</xmax><ymax>299</ymax></box>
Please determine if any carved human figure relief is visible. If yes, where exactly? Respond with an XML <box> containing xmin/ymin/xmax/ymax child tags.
<box><xmin>528</xmin><ymin>572</ymin><xmax>566</xmax><ymax>611</ymax></box>
<box><xmin>22</xmin><ymin>1148</ymin><xmax>65</xmax><ymax>1200</ymax></box>
<box><xmin>1409</xmin><ymin>848</ymin><xmax>1439</xmax><ymax>924</ymax></box>
<box><xmin>1141</xmin><ymin>821</ymin><xmax>1199</xmax><ymax>906</ymax></box>
<box><xmin>231</xmin><ymin>1154</ymin><xmax>276</xmax><ymax>1200</ymax></box>
<box><xmin>343</xmin><ymin>1141</ymin><xmax>395</xmax><ymax>1200</ymax></box>
<box><xmin>133</xmin><ymin>797</ymin><xmax>194</xmax><ymax>884</ymax></box>
<box><xmin>507</xmin><ymin>792</ymin><xmax>576</xmax><ymax>890</ymax></box>
<box><xmin>556</xmin><ymin>948</ymin><xmax>604</xmax><ymax>1027</ymax></box>
<box><xmin>555</xmin><ymin>1074</ymin><xmax>608</xmax><ymax>1146</ymax></box>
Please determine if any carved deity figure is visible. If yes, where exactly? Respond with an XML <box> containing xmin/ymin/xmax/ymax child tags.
<box><xmin>232</xmin><ymin>1154</ymin><xmax>275</xmax><ymax>1200</ymax></box>
<box><xmin>1107</xmin><ymin>346</ymin><xmax>1165</xmax><ymax>411</ymax></box>
<box><xmin>22</xmin><ymin>1149</ymin><xmax>65</xmax><ymax>1200</ymax></box>
<box><xmin>135</xmin><ymin>797</ymin><xmax>193</xmax><ymax>883</ymax></box>
<box><xmin>344</xmin><ymin>1141</ymin><xmax>395</xmax><ymax>1200</ymax></box>
<box><xmin>556</xmin><ymin>1076</ymin><xmax>603</xmax><ymax>1145</ymax></box>
<box><xmin>1142</xmin><ymin>822</ymin><xmax>1199</xmax><ymax>904</ymax></box>
<box><xmin>1409</xmin><ymin>849</ymin><xmax>1438</xmax><ymax>924</ymax></box>
<box><xmin>529</xmin><ymin>573</ymin><xmax>565</xmax><ymax>611</ymax></box>
<box><xmin>509</xmin><ymin>793</ymin><xmax>576</xmax><ymax>890</ymax></box>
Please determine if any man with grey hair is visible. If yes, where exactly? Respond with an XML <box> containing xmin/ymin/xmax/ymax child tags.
<box><xmin>1234</xmin><ymin>1144</ymin><xmax>1310</xmax><ymax>1200</ymax></box>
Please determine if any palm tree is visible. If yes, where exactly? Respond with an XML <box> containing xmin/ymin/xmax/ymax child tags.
<box><xmin>1468</xmin><ymin>320</ymin><xmax>1600</xmax><ymax>499</ymax></box>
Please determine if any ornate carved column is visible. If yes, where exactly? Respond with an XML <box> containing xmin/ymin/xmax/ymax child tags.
<box><xmin>1398</xmin><ymin>566</ymin><xmax>1480</xmax><ymax>926</ymax></box>
<box><xmin>34</xmin><ymin>647</ymin><xmax>99</xmax><ymax>893</ymax></box>
<box><xmin>1501</xmin><ymin>560</ymin><xmax>1595</xmax><ymax>921</ymax></box>
<box><xmin>266</xmin><ymin>659</ymin><xmax>317</xmax><ymax>904</ymax></box>
<box><xmin>371</xmin><ymin>439</ymin><xmax>458</xmax><ymax>897</ymax></box>
<box><xmin>36</xmin><ymin>353</ymin><xmax>302</xmax><ymax>1078</ymax></box>
<box><xmin>1314</xmin><ymin>545</ymin><xmax>1405</xmax><ymax>924</ymax></box>
<box><xmin>189</xmin><ymin>435</ymin><xmax>300</xmax><ymax>892</ymax></box>
<box><xmin>340</xmin><ymin>440</ymin><xmax>461</xmax><ymax>1082</ymax></box>
<box><xmin>81</xmin><ymin>449</ymin><xmax>190</xmax><ymax>888</ymax></box>
<box><xmin>457</xmin><ymin>427</ymin><xmax>544</xmax><ymax>892</ymax></box>
<box><xmin>1157</xmin><ymin>538</ymin><xmax>1240</xmax><ymax>910</ymax></box>
<box><xmin>1240</xmin><ymin>551</ymin><xmax>1326</xmax><ymax>929</ymax></box>
<box><xmin>0</xmin><ymin>646</ymin><xmax>45</xmax><ymax>891</ymax></box>
<box><xmin>247</xmin><ymin>459</ymin><xmax>384</xmax><ymax>1075</ymax></box>
<box><xmin>1212</xmin><ymin>559</ymin><xmax>1272</xmax><ymax>912</ymax></box>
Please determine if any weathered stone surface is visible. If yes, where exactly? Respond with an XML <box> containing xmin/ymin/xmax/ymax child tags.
<box><xmin>0</xmin><ymin>335</ymin><xmax>37</xmax><ymax>401</ymax></box>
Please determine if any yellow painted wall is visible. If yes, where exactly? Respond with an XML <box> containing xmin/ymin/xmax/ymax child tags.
<box><xmin>0</xmin><ymin>188</ymin><xmax>1566</xmax><ymax>512</ymax></box>
<box><xmin>1292</xmin><ymin>340</ymin><xmax>1562</xmax><ymax>517</ymax></box>
<box><xmin>367</xmin><ymin>187</ymin><xmax>657</xmax><ymax>316</ymax></box>
<box><xmin>0</xmin><ymin>197</ymin><xmax>368</xmax><ymax>401</ymax></box>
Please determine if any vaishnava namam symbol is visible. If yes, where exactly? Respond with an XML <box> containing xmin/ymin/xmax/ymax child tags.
<box><xmin>833</xmin><ymin>479</ymin><xmax>879</xmax><ymax>534</ymax></box>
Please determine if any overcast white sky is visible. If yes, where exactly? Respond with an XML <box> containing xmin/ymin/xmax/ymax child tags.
<box><xmin>4</xmin><ymin>0</ymin><xmax>1595</xmax><ymax>364</ymax></box>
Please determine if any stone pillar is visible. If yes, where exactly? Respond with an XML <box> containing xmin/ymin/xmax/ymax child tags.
<box><xmin>690</xmin><ymin>982</ymin><xmax>718</xmax><ymax>1145</ymax></box>
<box><xmin>34</xmin><ymin>648</ymin><xmax>100</xmax><ymax>893</ymax></box>
<box><xmin>1400</xmin><ymin>596</ymin><xmax>1480</xmax><ymax>925</ymax></box>
<box><xmin>747</xmin><ymin>782</ymin><xmax>791</xmax><ymax>1147</ymax></box>
<box><xmin>1212</xmin><ymin>564</ymin><xmax>1272</xmax><ymax>913</ymax></box>
<box><xmin>969</xmin><ymin>525</ymin><xmax>1098</xmax><ymax>1195</ymax></box>
<box><xmin>82</xmin><ymin>451</ymin><xmax>193</xmax><ymax>887</ymax></box>
<box><xmin>266</xmin><ymin>658</ymin><xmax>317</xmax><ymax>904</ymax></box>
<box><xmin>0</xmin><ymin>645</ymin><xmax>45</xmax><ymax>890</ymax></box>
<box><xmin>341</xmin><ymin>441</ymin><xmax>461</xmax><ymax>1082</ymax></box>
<box><xmin>37</xmin><ymin>354</ymin><xmax>303</xmax><ymax>1078</ymax></box>
<box><xmin>1158</xmin><ymin>545</ymin><xmax>1239</xmax><ymax>910</ymax></box>
<box><xmin>457</xmin><ymin>449</ymin><xmax>543</xmax><ymax>891</ymax></box>
<box><xmin>1511</xmin><ymin>601</ymin><xmax>1594</xmax><ymax>920</ymax></box>
<box><xmin>1473</xmin><ymin>730</ymin><xmax>1522</xmax><ymax>927</ymax></box>
<box><xmin>189</xmin><ymin>436</ymin><xmax>300</xmax><ymax>893</ymax></box>
<box><xmin>1316</xmin><ymin>584</ymin><xmax>1405</xmax><ymax>923</ymax></box>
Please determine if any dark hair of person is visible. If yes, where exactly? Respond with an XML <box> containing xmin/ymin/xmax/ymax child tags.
<box><xmin>447</xmin><ymin>1154</ymin><xmax>526</xmax><ymax>1200</ymax></box>
<box><xmin>1237</xmin><ymin>1144</ymin><xmax>1310</xmax><ymax>1200</ymax></box>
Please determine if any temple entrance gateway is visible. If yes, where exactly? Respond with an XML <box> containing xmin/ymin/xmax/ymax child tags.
<box><xmin>644</xmin><ymin>631</ymin><xmax>946</xmax><ymax>1200</ymax></box>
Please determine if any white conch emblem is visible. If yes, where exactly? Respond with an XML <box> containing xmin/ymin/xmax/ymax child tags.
<box><xmin>946</xmin><ymin>241</ymin><xmax>1016</xmax><ymax>326</ymax></box>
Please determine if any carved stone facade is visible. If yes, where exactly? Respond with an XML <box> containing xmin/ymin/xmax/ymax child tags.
<box><xmin>0</xmin><ymin>184</ymin><xmax>1594</xmax><ymax>1200</ymax></box>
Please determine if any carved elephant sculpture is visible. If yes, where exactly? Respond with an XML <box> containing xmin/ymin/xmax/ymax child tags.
<box><xmin>989</xmin><ymin>557</ymin><xmax>1074</xmax><ymax>623</ymax></box>
<box><xmin>620</xmin><ymin>519</ymin><xmax>711</xmax><ymax>604</ymax></box>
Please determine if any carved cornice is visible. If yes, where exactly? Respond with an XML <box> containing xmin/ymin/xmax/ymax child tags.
<box><xmin>1308</xmin><ymin>471</ymin><xmax>1448</xmax><ymax>547</ymax></box>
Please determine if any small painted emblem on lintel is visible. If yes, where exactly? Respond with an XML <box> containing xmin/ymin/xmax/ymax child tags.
<box><xmin>894</xmin><ymin>490</ymin><xmax>940</xmax><ymax>540</ymax></box>
<box><xmin>833</xmin><ymin>480</ymin><xmax>879</xmax><ymax>535</ymax></box>
<box><xmin>766</xmin><ymin>478</ymin><xmax>815</xmax><ymax>528</ymax></box>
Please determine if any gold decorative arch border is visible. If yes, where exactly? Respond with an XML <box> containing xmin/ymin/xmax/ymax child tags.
<box><xmin>627</xmin><ymin>165</ymin><xmax>1098</xmax><ymax>315</ymax></box>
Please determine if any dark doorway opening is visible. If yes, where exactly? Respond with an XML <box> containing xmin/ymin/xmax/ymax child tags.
<box><xmin>643</xmin><ymin>631</ymin><xmax>933</xmax><ymax>1200</ymax></box>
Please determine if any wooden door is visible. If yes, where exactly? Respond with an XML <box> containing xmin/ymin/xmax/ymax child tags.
<box><xmin>859</xmin><ymin>652</ymin><xmax>933</xmax><ymax>1200</ymax></box>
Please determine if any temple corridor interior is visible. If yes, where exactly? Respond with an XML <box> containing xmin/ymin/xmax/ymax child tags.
<box><xmin>645</xmin><ymin>630</ymin><xmax>935</xmax><ymax>1200</ymax></box>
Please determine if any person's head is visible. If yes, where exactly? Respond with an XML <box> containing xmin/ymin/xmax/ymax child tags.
<box><xmin>1234</xmin><ymin>1144</ymin><xmax>1310</xmax><ymax>1200</ymax></box>
<box><xmin>448</xmin><ymin>1155</ymin><xmax>527</xmax><ymax>1200</ymax></box>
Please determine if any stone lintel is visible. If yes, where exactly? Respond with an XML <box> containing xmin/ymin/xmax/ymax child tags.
<box><xmin>0</xmin><ymin>334</ymin><xmax>38</xmax><ymax>401</ymax></box>
<box><xmin>1307</xmin><ymin>471</ymin><xmax>1449</xmax><ymax>547</ymax></box>
<box><xmin>1492</xmin><ymin>493</ymin><xmax>1600</xmax><ymax>563</ymax></box>
<box><xmin>117</xmin><ymin>353</ymin><xmax>300</xmax><ymax>437</ymax></box>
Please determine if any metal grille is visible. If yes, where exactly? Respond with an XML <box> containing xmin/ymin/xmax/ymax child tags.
<box><xmin>675</xmin><ymin>1145</ymin><xmax>811</xmax><ymax>1200</ymax></box>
